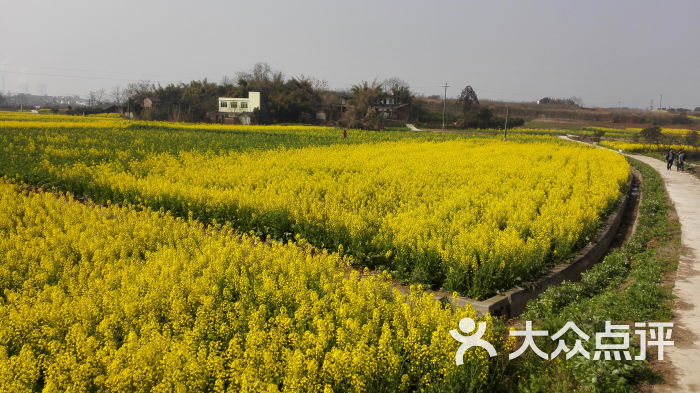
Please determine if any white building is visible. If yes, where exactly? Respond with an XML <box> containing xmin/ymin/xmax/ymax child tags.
<box><xmin>217</xmin><ymin>92</ymin><xmax>261</xmax><ymax>124</ymax></box>
<box><xmin>218</xmin><ymin>92</ymin><xmax>260</xmax><ymax>113</ymax></box>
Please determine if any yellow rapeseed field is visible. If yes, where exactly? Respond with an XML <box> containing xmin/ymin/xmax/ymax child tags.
<box><xmin>0</xmin><ymin>110</ymin><xmax>634</xmax><ymax>391</ymax></box>
<box><xmin>0</xmin><ymin>181</ymin><xmax>508</xmax><ymax>392</ymax></box>
<box><xmin>26</xmin><ymin>137</ymin><xmax>629</xmax><ymax>298</ymax></box>
<box><xmin>585</xmin><ymin>126</ymin><xmax>697</xmax><ymax>137</ymax></box>
<box><xmin>0</xmin><ymin>111</ymin><xmax>630</xmax><ymax>299</ymax></box>
<box><xmin>600</xmin><ymin>140</ymin><xmax>699</xmax><ymax>153</ymax></box>
<box><xmin>0</xmin><ymin>111</ymin><xmax>333</xmax><ymax>132</ymax></box>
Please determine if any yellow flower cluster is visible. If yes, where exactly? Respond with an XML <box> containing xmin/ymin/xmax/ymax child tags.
<box><xmin>136</xmin><ymin>119</ymin><xmax>334</xmax><ymax>132</ymax></box>
<box><xmin>600</xmin><ymin>140</ymin><xmax>699</xmax><ymax>153</ymax></box>
<box><xmin>29</xmin><ymin>137</ymin><xmax>628</xmax><ymax>298</ymax></box>
<box><xmin>0</xmin><ymin>119</ymin><xmax>126</xmax><ymax>129</ymax></box>
<box><xmin>0</xmin><ymin>110</ymin><xmax>120</xmax><ymax>122</ymax></box>
<box><xmin>0</xmin><ymin>111</ymin><xmax>333</xmax><ymax>132</ymax></box>
<box><xmin>0</xmin><ymin>181</ymin><xmax>503</xmax><ymax>392</ymax></box>
<box><xmin>585</xmin><ymin>126</ymin><xmax>695</xmax><ymax>136</ymax></box>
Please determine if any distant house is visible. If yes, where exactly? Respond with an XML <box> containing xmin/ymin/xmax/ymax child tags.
<box><xmin>315</xmin><ymin>94</ymin><xmax>351</xmax><ymax>123</ymax></box>
<box><xmin>142</xmin><ymin>97</ymin><xmax>159</xmax><ymax>119</ymax></box>
<box><xmin>369</xmin><ymin>97</ymin><xmax>410</xmax><ymax>122</ymax></box>
<box><xmin>215</xmin><ymin>92</ymin><xmax>261</xmax><ymax>124</ymax></box>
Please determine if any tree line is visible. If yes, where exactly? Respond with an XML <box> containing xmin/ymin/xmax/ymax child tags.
<box><xmin>117</xmin><ymin>63</ymin><xmax>418</xmax><ymax>128</ymax></box>
<box><xmin>0</xmin><ymin>62</ymin><xmax>528</xmax><ymax>130</ymax></box>
<box><xmin>638</xmin><ymin>126</ymin><xmax>699</xmax><ymax>147</ymax></box>
<box><xmin>112</xmin><ymin>63</ymin><xmax>523</xmax><ymax>130</ymax></box>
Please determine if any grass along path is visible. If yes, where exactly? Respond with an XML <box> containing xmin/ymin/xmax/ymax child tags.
<box><xmin>626</xmin><ymin>154</ymin><xmax>700</xmax><ymax>392</ymax></box>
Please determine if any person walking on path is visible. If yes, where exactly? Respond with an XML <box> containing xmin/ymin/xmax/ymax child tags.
<box><xmin>666</xmin><ymin>149</ymin><xmax>675</xmax><ymax>170</ymax></box>
<box><xmin>677</xmin><ymin>150</ymin><xmax>686</xmax><ymax>172</ymax></box>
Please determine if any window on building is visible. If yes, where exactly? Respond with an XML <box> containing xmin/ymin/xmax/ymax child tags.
<box><xmin>220</xmin><ymin>101</ymin><xmax>227</xmax><ymax>108</ymax></box>
<box><xmin>231</xmin><ymin>102</ymin><xmax>238</xmax><ymax>108</ymax></box>
<box><xmin>241</xmin><ymin>101</ymin><xmax>248</xmax><ymax>109</ymax></box>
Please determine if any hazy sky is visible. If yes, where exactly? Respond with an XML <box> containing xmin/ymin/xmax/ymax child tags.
<box><xmin>1</xmin><ymin>0</ymin><xmax>698</xmax><ymax>109</ymax></box>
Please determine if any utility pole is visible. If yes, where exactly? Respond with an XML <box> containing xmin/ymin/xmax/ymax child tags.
<box><xmin>503</xmin><ymin>106</ymin><xmax>509</xmax><ymax>141</ymax></box>
<box><xmin>659</xmin><ymin>94</ymin><xmax>663</xmax><ymax>110</ymax></box>
<box><xmin>618</xmin><ymin>101</ymin><xmax>622</xmax><ymax>109</ymax></box>
<box><xmin>650</xmin><ymin>99</ymin><xmax>654</xmax><ymax>111</ymax></box>
<box><xmin>441</xmin><ymin>82</ymin><xmax>450</xmax><ymax>131</ymax></box>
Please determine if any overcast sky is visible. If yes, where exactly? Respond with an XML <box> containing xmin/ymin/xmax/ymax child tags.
<box><xmin>1</xmin><ymin>0</ymin><xmax>698</xmax><ymax>109</ymax></box>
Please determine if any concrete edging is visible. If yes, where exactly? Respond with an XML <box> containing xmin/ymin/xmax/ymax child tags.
<box><xmin>437</xmin><ymin>169</ymin><xmax>638</xmax><ymax>318</ymax></box>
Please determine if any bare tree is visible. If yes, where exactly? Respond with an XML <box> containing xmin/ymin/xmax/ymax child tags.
<box><xmin>297</xmin><ymin>74</ymin><xmax>328</xmax><ymax>91</ymax></box>
<box><xmin>88</xmin><ymin>89</ymin><xmax>106</xmax><ymax>108</ymax></box>
<box><xmin>124</xmin><ymin>81</ymin><xmax>154</xmax><ymax>98</ymax></box>
<box><xmin>111</xmin><ymin>86</ymin><xmax>125</xmax><ymax>108</ymax></box>
<box><xmin>220</xmin><ymin>75</ymin><xmax>235</xmax><ymax>87</ymax></box>
<box><xmin>382</xmin><ymin>77</ymin><xmax>407</xmax><ymax>92</ymax></box>
<box><xmin>382</xmin><ymin>77</ymin><xmax>413</xmax><ymax>105</ymax></box>
<box><xmin>236</xmin><ymin>62</ymin><xmax>277</xmax><ymax>84</ymax></box>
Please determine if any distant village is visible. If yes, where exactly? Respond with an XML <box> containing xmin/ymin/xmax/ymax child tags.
<box><xmin>1</xmin><ymin>63</ymin><xmax>697</xmax><ymax>129</ymax></box>
<box><xmin>0</xmin><ymin>92</ymin><xmax>90</xmax><ymax>110</ymax></box>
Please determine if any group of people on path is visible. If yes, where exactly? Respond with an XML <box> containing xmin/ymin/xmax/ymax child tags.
<box><xmin>666</xmin><ymin>149</ymin><xmax>687</xmax><ymax>171</ymax></box>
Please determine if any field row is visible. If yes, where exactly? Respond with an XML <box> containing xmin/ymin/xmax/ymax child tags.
<box><xmin>600</xmin><ymin>140</ymin><xmax>699</xmax><ymax>153</ymax></box>
<box><xmin>0</xmin><ymin>117</ymin><xmax>629</xmax><ymax>298</ymax></box>
<box><xmin>0</xmin><ymin>180</ymin><xmax>508</xmax><ymax>392</ymax></box>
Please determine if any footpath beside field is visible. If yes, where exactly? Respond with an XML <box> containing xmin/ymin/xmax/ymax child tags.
<box><xmin>628</xmin><ymin>155</ymin><xmax>700</xmax><ymax>392</ymax></box>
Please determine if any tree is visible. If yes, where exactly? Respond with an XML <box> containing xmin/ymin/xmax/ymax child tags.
<box><xmin>111</xmin><ymin>86</ymin><xmax>126</xmax><ymax>109</ymax></box>
<box><xmin>0</xmin><ymin>92</ymin><xmax>4</xmax><ymax>107</ymax></box>
<box><xmin>125</xmin><ymin>81</ymin><xmax>154</xmax><ymax>98</ymax></box>
<box><xmin>640</xmin><ymin>126</ymin><xmax>663</xmax><ymax>144</ymax></box>
<box><xmin>122</xmin><ymin>63</ymin><xmax>325</xmax><ymax>124</ymax></box>
<box><xmin>343</xmin><ymin>80</ymin><xmax>385</xmax><ymax>129</ymax></box>
<box><xmin>592</xmin><ymin>129</ymin><xmax>606</xmax><ymax>143</ymax></box>
<box><xmin>268</xmin><ymin>78</ymin><xmax>321</xmax><ymax>123</ymax></box>
<box><xmin>537</xmin><ymin>97</ymin><xmax>579</xmax><ymax>106</ymax></box>
<box><xmin>382</xmin><ymin>78</ymin><xmax>413</xmax><ymax>105</ymax></box>
<box><xmin>569</xmin><ymin>96</ymin><xmax>584</xmax><ymax>107</ymax></box>
<box><xmin>298</xmin><ymin>74</ymin><xmax>328</xmax><ymax>91</ymax></box>
<box><xmin>458</xmin><ymin>86</ymin><xmax>479</xmax><ymax>115</ymax></box>
<box><xmin>181</xmin><ymin>79</ymin><xmax>219</xmax><ymax>121</ymax></box>
<box><xmin>686</xmin><ymin>130</ymin><xmax>699</xmax><ymax>147</ymax></box>
<box><xmin>87</xmin><ymin>89</ymin><xmax>106</xmax><ymax>108</ymax></box>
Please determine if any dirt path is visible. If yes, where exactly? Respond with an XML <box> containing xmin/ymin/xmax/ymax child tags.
<box><xmin>405</xmin><ymin>123</ymin><xmax>423</xmax><ymax>132</ymax></box>
<box><xmin>628</xmin><ymin>155</ymin><xmax>700</xmax><ymax>392</ymax></box>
